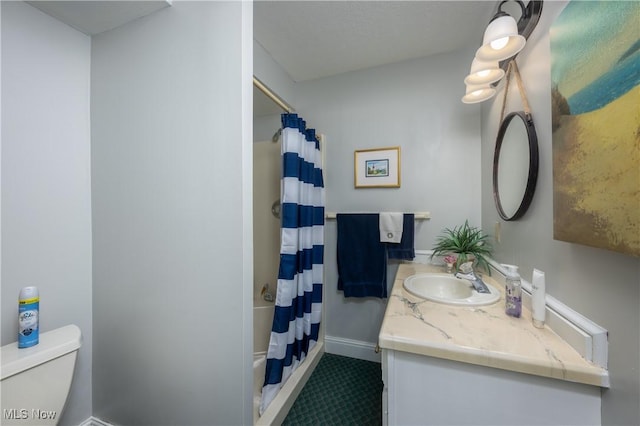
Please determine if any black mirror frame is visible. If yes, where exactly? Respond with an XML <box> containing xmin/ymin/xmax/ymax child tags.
<box><xmin>492</xmin><ymin>111</ymin><xmax>539</xmax><ymax>221</ymax></box>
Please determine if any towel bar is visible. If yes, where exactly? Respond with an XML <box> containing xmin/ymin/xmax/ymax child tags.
<box><xmin>325</xmin><ymin>212</ymin><xmax>430</xmax><ymax>220</ymax></box>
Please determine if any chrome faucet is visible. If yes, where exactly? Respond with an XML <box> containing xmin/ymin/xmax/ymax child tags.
<box><xmin>455</xmin><ymin>261</ymin><xmax>491</xmax><ymax>294</ymax></box>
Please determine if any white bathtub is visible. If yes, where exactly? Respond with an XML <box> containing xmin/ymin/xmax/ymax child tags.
<box><xmin>253</xmin><ymin>300</ymin><xmax>324</xmax><ymax>425</ymax></box>
<box><xmin>254</xmin><ymin>300</ymin><xmax>275</xmax><ymax>355</ymax></box>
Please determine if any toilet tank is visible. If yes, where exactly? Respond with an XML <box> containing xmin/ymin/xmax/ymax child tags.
<box><xmin>1</xmin><ymin>325</ymin><xmax>82</xmax><ymax>426</ymax></box>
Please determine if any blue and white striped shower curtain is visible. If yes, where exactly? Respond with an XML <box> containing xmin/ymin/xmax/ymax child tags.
<box><xmin>260</xmin><ymin>113</ymin><xmax>325</xmax><ymax>415</ymax></box>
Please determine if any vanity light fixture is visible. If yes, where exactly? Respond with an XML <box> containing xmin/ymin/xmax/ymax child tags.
<box><xmin>464</xmin><ymin>58</ymin><xmax>505</xmax><ymax>86</ymax></box>
<box><xmin>475</xmin><ymin>1</ymin><xmax>526</xmax><ymax>62</ymax></box>
<box><xmin>462</xmin><ymin>84</ymin><xmax>497</xmax><ymax>104</ymax></box>
<box><xmin>462</xmin><ymin>0</ymin><xmax>543</xmax><ymax>104</ymax></box>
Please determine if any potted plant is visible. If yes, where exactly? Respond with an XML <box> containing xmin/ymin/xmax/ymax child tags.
<box><xmin>431</xmin><ymin>220</ymin><xmax>493</xmax><ymax>273</ymax></box>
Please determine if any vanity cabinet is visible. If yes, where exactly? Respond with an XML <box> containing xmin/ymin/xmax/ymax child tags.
<box><xmin>382</xmin><ymin>349</ymin><xmax>600</xmax><ymax>426</ymax></box>
<box><xmin>379</xmin><ymin>263</ymin><xmax>608</xmax><ymax>426</ymax></box>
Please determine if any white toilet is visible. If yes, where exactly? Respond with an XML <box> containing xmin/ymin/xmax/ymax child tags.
<box><xmin>1</xmin><ymin>324</ymin><xmax>82</xmax><ymax>426</ymax></box>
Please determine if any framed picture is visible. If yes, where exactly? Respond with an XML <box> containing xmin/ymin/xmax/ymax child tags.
<box><xmin>354</xmin><ymin>146</ymin><xmax>400</xmax><ymax>188</ymax></box>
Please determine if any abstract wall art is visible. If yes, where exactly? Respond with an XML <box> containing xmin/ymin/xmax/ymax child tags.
<box><xmin>550</xmin><ymin>1</ymin><xmax>639</xmax><ymax>257</ymax></box>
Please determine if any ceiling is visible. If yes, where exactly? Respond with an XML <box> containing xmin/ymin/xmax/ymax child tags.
<box><xmin>25</xmin><ymin>0</ymin><xmax>498</xmax><ymax>116</ymax></box>
<box><xmin>254</xmin><ymin>1</ymin><xmax>496</xmax><ymax>83</ymax></box>
<box><xmin>27</xmin><ymin>1</ymin><xmax>171</xmax><ymax>35</ymax></box>
<box><xmin>253</xmin><ymin>1</ymin><xmax>497</xmax><ymax>115</ymax></box>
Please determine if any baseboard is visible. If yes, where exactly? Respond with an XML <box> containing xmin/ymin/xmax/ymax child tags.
<box><xmin>78</xmin><ymin>416</ymin><xmax>114</xmax><ymax>426</ymax></box>
<box><xmin>325</xmin><ymin>335</ymin><xmax>381</xmax><ymax>363</ymax></box>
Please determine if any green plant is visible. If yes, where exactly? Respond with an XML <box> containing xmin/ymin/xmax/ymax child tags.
<box><xmin>431</xmin><ymin>220</ymin><xmax>493</xmax><ymax>273</ymax></box>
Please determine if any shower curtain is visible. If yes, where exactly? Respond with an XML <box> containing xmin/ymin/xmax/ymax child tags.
<box><xmin>260</xmin><ymin>113</ymin><xmax>325</xmax><ymax>415</ymax></box>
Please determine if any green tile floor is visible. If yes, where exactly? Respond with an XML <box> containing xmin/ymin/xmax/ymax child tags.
<box><xmin>282</xmin><ymin>353</ymin><xmax>383</xmax><ymax>426</ymax></box>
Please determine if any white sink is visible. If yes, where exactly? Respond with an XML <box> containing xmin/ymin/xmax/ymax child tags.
<box><xmin>403</xmin><ymin>273</ymin><xmax>501</xmax><ymax>306</ymax></box>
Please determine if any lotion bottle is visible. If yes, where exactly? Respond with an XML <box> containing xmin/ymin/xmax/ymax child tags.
<box><xmin>19</xmin><ymin>286</ymin><xmax>39</xmax><ymax>348</ymax></box>
<box><xmin>531</xmin><ymin>269</ymin><xmax>546</xmax><ymax>328</ymax></box>
<box><xmin>503</xmin><ymin>265</ymin><xmax>522</xmax><ymax>318</ymax></box>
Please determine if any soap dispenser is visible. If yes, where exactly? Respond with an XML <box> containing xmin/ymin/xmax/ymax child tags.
<box><xmin>503</xmin><ymin>265</ymin><xmax>522</xmax><ymax>318</ymax></box>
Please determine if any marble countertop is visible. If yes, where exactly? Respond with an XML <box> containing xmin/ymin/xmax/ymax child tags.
<box><xmin>378</xmin><ymin>263</ymin><xmax>610</xmax><ymax>388</ymax></box>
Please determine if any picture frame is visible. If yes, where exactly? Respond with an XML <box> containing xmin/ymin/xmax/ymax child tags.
<box><xmin>354</xmin><ymin>146</ymin><xmax>401</xmax><ymax>188</ymax></box>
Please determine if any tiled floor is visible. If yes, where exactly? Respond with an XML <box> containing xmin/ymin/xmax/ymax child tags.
<box><xmin>282</xmin><ymin>353</ymin><xmax>383</xmax><ymax>426</ymax></box>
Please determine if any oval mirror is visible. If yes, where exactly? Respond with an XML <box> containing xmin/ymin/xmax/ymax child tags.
<box><xmin>493</xmin><ymin>111</ymin><xmax>539</xmax><ymax>221</ymax></box>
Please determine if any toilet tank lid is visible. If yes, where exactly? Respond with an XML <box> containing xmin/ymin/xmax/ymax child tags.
<box><xmin>1</xmin><ymin>324</ymin><xmax>81</xmax><ymax>380</ymax></box>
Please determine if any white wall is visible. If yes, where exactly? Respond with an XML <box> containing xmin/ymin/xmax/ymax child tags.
<box><xmin>253</xmin><ymin>40</ymin><xmax>295</xmax><ymax>143</ymax></box>
<box><xmin>254</xmin><ymin>40</ymin><xmax>296</xmax><ymax>110</ymax></box>
<box><xmin>0</xmin><ymin>2</ymin><xmax>93</xmax><ymax>425</ymax></box>
<box><xmin>295</xmin><ymin>50</ymin><xmax>482</xmax><ymax>352</ymax></box>
<box><xmin>91</xmin><ymin>2</ymin><xmax>253</xmax><ymax>425</ymax></box>
<box><xmin>254</xmin><ymin>113</ymin><xmax>281</xmax><ymax>144</ymax></box>
<box><xmin>481</xmin><ymin>2</ymin><xmax>639</xmax><ymax>425</ymax></box>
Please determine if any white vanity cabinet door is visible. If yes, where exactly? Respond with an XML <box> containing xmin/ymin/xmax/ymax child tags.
<box><xmin>382</xmin><ymin>349</ymin><xmax>601</xmax><ymax>426</ymax></box>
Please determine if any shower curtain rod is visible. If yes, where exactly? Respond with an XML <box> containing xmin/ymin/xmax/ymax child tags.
<box><xmin>254</xmin><ymin>77</ymin><xmax>323</xmax><ymax>143</ymax></box>
<box><xmin>253</xmin><ymin>76</ymin><xmax>295</xmax><ymax>113</ymax></box>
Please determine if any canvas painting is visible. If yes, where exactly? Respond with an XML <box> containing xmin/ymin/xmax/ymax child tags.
<box><xmin>550</xmin><ymin>1</ymin><xmax>640</xmax><ymax>257</ymax></box>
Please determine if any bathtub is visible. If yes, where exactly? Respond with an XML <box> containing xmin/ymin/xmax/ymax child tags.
<box><xmin>253</xmin><ymin>299</ymin><xmax>324</xmax><ymax>425</ymax></box>
<box><xmin>254</xmin><ymin>300</ymin><xmax>275</xmax><ymax>356</ymax></box>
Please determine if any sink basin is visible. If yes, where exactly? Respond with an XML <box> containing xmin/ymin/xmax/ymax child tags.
<box><xmin>403</xmin><ymin>273</ymin><xmax>501</xmax><ymax>306</ymax></box>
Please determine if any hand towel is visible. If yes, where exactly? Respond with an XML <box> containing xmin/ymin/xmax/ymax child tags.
<box><xmin>379</xmin><ymin>212</ymin><xmax>404</xmax><ymax>243</ymax></box>
<box><xmin>336</xmin><ymin>214</ymin><xmax>387</xmax><ymax>298</ymax></box>
<box><xmin>387</xmin><ymin>214</ymin><xmax>415</xmax><ymax>260</ymax></box>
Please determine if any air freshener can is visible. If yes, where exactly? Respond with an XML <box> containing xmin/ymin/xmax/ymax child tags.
<box><xmin>19</xmin><ymin>286</ymin><xmax>39</xmax><ymax>348</ymax></box>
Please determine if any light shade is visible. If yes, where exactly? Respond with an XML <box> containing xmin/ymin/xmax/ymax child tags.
<box><xmin>475</xmin><ymin>15</ymin><xmax>526</xmax><ymax>62</ymax></box>
<box><xmin>462</xmin><ymin>84</ymin><xmax>496</xmax><ymax>104</ymax></box>
<box><xmin>464</xmin><ymin>58</ymin><xmax>505</xmax><ymax>86</ymax></box>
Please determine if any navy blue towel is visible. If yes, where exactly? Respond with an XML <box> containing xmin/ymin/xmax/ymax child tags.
<box><xmin>387</xmin><ymin>214</ymin><xmax>415</xmax><ymax>260</ymax></box>
<box><xmin>336</xmin><ymin>214</ymin><xmax>387</xmax><ymax>298</ymax></box>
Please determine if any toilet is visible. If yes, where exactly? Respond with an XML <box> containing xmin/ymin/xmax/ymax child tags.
<box><xmin>1</xmin><ymin>324</ymin><xmax>81</xmax><ymax>426</ymax></box>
